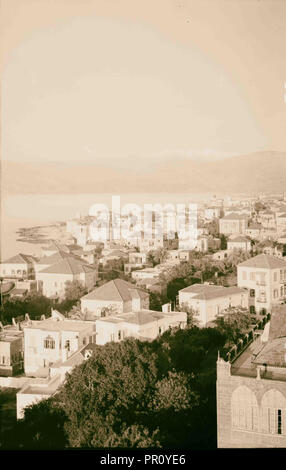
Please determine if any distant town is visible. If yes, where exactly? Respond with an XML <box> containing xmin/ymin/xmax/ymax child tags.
<box><xmin>1</xmin><ymin>192</ymin><xmax>286</xmax><ymax>448</ymax></box>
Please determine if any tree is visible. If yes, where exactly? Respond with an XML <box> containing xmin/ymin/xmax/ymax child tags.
<box><xmin>5</xmin><ymin>323</ymin><xmax>229</xmax><ymax>450</ymax></box>
<box><xmin>179</xmin><ymin>303</ymin><xmax>200</xmax><ymax>328</ymax></box>
<box><xmin>2</xmin><ymin>398</ymin><xmax>67</xmax><ymax>449</ymax></box>
<box><xmin>166</xmin><ymin>278</ymin><xmax>187</xmax><ymax>301</ymax></box>
<box><xmin>219</xmin><ymin>234</ymin><xmax>227</xmax><ymax>250</ymax></box>
<box><xmin>147</xmin><ymin>248</ymin><xmax>168</xmax><ymax>267</ymax></box>
<box><xmin>149</xmin><ymin>292</ymin><xmax>168</xmax><ymax>311</ymax></box>
<box><xmin>64</xmin><ymin>280</ymin><xmax>87</xmax><ymax>301</ymax></box>
<box><xmin>214</xmin><ymin>307</ymin><xmax>253</xmax><ymax>347</ymax></box>
<box><xmin>151</xmin><ymin>371</ymin><xmax>199</xmax><ymax>412</ymax></box>
<box><xmin>1</xmin><ymin>293</ymin><xmax>52</xmax><ymax>325</ymax></box>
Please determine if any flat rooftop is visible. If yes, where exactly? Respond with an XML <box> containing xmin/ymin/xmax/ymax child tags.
<box><xmin>24</xmin><ymin>318</ymin><xmax>94</xmax><ymax>332</ymax></box>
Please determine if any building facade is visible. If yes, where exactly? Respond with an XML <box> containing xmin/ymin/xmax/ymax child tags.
<box><xmin>237</xmin><ymin>254</ymin><xmax>286</xmax><ymax>314</ymax></box>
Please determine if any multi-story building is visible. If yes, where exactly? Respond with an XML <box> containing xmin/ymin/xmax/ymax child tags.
<box><xmin>17</xmin><ymin>342</ymin><xmax>97</xmax><ymax>419</ymax></box>
<box><xmin>219</xmin><ymin>213</ymin><xmax>248</xmax><ymax>236</ymax></box>
<box><xmin>0</xmin><ymin>323</ymin><xmax>24</xmax><ymax>376</ymax></box>
<box><xmin>36</xmin><ymin>256</ymin><xmax>97</xmax><ymax>299</ymax></box>
<box><xmin>80</xmin><ymin>278</ymin><xmax>149</xmax><ymax>318</ymax></box>
<box><xmin>237</xmin><ymin>254</ymin><xmax>286</xmax><ymax>314</ymax></box>
<box><xmin>0</xmin><ymin>253</ymin><xmax>37</xmax><ymax>280</ymax></box>
<box><xmin>277</xmin><ymin>214</ymin><xmax>286</xmax><ymax>234</ymax></box>
<box><xmin>217</xmin><ymin>306</ymin><xmax>286</xmax><ymax>448</ymax></box>
<box><xmin>227</xmin><ymin>236</ymin><xmax>252</xmax><ymax>252</ymax></box>
<box><xmin>245</xmin><ymin>223</ymin><xmax>263</xmax><ymax>240</ymax></box>
<box><xmin>23</xmin><ymin>309</ymin><xmax>96</xmax><ymax>376</ymax></box>
<box><xmin>178</xmin><ymin>284</ymin><xmax>249</xmax><ymax>326</ymax></box>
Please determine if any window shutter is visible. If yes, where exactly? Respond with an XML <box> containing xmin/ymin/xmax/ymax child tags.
<box><xmin>269</xmin><ymin>408</ymin><xmax>275</xmax><ymax>434</ymax></box>
<box><xmin>262</xmin><ymin>407</ymin><xmax>269</xmax><ymax>433</ymax></box>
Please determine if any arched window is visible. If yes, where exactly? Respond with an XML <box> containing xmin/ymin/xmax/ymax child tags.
<box><xmin>231</xmin><ymin>386</ymin><xmax>258</xmax><ymax>432</ymax></box>
<box><xmin>44</xmin><ymin>336</ymin><xmax>55</xmax><ymax>349</ymax></box>
<box><xmin>261</xmin><ymin>389</ymin><xmax>286</xmax><ymax>436</ymax></box>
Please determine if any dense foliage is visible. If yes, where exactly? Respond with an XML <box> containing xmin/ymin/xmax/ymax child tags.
<box><xmin>3</xmin><ymin>326</ymin><xmax>226</xmax><ymax>449</ymax></box>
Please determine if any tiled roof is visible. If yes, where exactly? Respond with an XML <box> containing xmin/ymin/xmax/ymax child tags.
<box><xmin>119</xmin><ymin>310</ymin><xmax>164</xmax><ymax>325</ymax></box>
<box><xmin>98</xmin><ymin>309</ymin><xmax>166</xmax><ymax>326</ymax></box>
<box><xmin>106</xmin><ymin>250</ymin><xmax>129</xmax><ymax>258</ymax></box>
<box><xmin>2</xmin><ymin>253</ymin><xmax>36</xmax><ymax>264</ymax></box>
<box><xmin>37</xmin><ymin>251</ymin><xmax>72</xmax><ymax>265</ymax></box>
<box><xmin>39</xmin><ymin>257</ymin><xmax>94</xmax><ymax>274</ymax></box>
<box><xmin>43</xmin><ymin>241</ymin><xmax>70</xmax><ymax>253</ymax></box>
<box><xmin>82</xmin><ymin>278</ymin><xmax>148</xmax><ymax>302</ymax></box>
<box><xmin>268</xmin><ymin>305</ymin><xmax>286</xmax><ymax>340</ymax></box>
<box><xmin>254</xmin><ymin>337</ymin><xmax>286</xmax><ymax>367</ymax></box>
<box><xmin>179</xmin><ymin>283</ymin><xmax>245</xmax><ymax>300</ymax></box>
<box><xmin>238</xmin><ymin>254</ymin><xmax>286</xmax><ymax>269</ymax></box>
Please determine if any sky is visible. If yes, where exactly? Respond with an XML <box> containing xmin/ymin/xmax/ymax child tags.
<box><xmin>1</xmin><ymin>0</ymin><xmax>286</xmax><ymax>168</ymax></box>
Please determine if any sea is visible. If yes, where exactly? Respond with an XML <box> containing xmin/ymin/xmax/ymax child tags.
<box><xmin>1</xmin><ymin>192</ymin><xmax>217</xmax><ymax>260</ymax></box>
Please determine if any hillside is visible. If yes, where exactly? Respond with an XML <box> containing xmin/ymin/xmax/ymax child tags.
<box><xmin>2</xmin><ymin>151</ymin><xmax>286</xmax><ymax>194</ymax></box>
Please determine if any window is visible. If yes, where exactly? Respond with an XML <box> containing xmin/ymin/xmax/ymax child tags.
<box><xmin>118</xmin><ymin>330</ymin><xmax>122</xmax><ymax>340</ymax></box>
<box><xmin>159</xmin><ymin>327</ymin><xmax>162</xmax><ymax>335</ymax></box>
<box><xmin>273</xmin><ymin>289</ymin><xmax>278</xmax><ymax>299</ymax></box>
<box><xmin>274</xmin><ymin>272</ymin><xmax>277</xmax><ymax>282</ymax></box>
<box><xmin>44</xmin><ymin>336</ymin><xmax>55</xmax><ymax>349</ymax></box>
<box><xmin>250</xmin><ymin>272</ymin><xmax>255</xmax><ymax>281</ymax></box>
<box><xmin>278</xmin><ymin>409</ymin><xmax>282</xmax><ymax>435</ymax></box>
<box><xmin>242</xmin><ymin>271</ymin><xmax>247</xmax><ymax>280</ymax></box>
<box><xmin>250</xmin><ymin>289</ymin><xmax>256</xmax><ymax>297</ymax></box>
<box><xmin>65</xmin><ymin>340</ymin><xmax>70</xmax><ymax>351</ymax></box>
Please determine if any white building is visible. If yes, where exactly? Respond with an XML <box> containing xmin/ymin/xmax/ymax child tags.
<box><xmin>17</xmin><ymin>342</ymin><xmax>97</xmax><ymax>419</ymax></box>
<box><xmin>0</xmin><ymin>254</ymin><xmax>37</xmax><ymax>279</ymax></box>
<box><xmin>227</xmin><ymin>236</ymin><xmax>252</xmax><ymax>252</ymax></box>
<box><xmin>237</xmin><ymin>254</ymin><xmax>286</xmax><ymax>314</ymax></box>
<box><xmin>95</xmin><ymin>309</ymin><xmax>187</xmax><ymax>345</ymax></box>
<box><xmin>219</xmin><ymin>213</ymin><xmax>248</xmax><ymax>235</ymax></box>
<box><xmin>80</xmin><ymin>278</ymin><xmax>149</xmax><ymax>318</ymax></box>
<box><xmin>178</xmin><ymin>284</ymin><xmax>249</xmax><ymax>326</ymax></box>
<box><xmin>131</xmin><ymin>267</ymin><xmax>160</xmax><ymax>282</ymax></box>
<box><xmin>23</xmin><ymin>310</ymin><xmax>96</xmax><ymax>376</ymax></box>
<box><xmin>36</xmin><ymin>257</ymin><xmax>97</xmax><ymax>299</ymax></box>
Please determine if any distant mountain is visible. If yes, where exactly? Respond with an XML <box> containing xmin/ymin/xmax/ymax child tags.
<box><xmin>2</xmin><ymin>151</ymin><xmax>286</xmax><ymax>195</ymax></box>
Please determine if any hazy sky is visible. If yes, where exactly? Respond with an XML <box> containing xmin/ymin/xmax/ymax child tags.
<box><xmin>2</xmin><ymin>0</ymin><xmax>286</xmax><ymax>167</ymax></box>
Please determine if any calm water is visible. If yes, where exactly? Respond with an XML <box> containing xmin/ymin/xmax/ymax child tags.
<box><xmin>1</xmin><ymin>192</ymin><xmax>216</xmax><ymax>260</ymax></box>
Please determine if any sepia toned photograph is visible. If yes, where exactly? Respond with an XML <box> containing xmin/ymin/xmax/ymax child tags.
<box><xmin>1</xmin><ymin>0</ymin><xmax>286</xmax><ymax>453</ymax></box>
